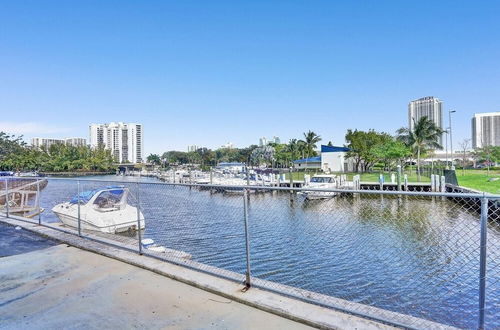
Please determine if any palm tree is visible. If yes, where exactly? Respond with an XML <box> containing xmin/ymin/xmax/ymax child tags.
<box><xmin>300</xmin><ymin>130</ymin><xmax>322</xmax><ymax>157</ymax></box>
<box><xmin>397</xmin><ymin>116</ymin><xmax>443</xmax><ymax>182</ymax></box>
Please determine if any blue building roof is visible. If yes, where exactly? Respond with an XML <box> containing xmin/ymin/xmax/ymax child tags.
<box><xmin>321</xmin><ymin>145</ymin><xmax>350</xmax><ymax>153</ymax></box>
<box><xmin>293</xmin><ymin>156</ymin><xmax>321</xmax><ymax>164</ymax></box>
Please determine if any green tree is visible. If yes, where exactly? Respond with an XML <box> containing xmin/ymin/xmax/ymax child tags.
<box><xmin>372</xmin><ymin>138</ymin><xmax>412</xmax><ymax>171</ymax></box>
<box><xmin>147</xmin><ymin>154</ymin><xmax>161</xmax><ymax>166</ymax></box>
<box><xmin>397</xmin><ymin>116</ymin><xmax>444</xmax><ymax>181</ymax></box>
<box><xmin>300</xmin><ymin>130</ymin><xmax>321</xmax><ymax>158</ymax></box>
<box><xmin>473</xmin><ymin>145</ymin><xmax>500</xmax><ymax>174</ymax></box>
<box><xmin>345</xmin><ymin>129</ymin><xmax>391</xmax><ymax>172</ymax></box>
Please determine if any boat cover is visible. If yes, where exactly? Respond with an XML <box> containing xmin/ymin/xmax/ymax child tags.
<box><xmin>70</xmin><ymin>186</ymin><xmax>125</xmax><ymax>204</ymax></box>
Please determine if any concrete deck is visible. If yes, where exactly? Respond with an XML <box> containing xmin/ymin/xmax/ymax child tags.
<box><xmin>0</xmin><ymin>216</ymin><xmax>400</xmax><ymax>330</ymax></box>
<box><xmin>0</xmin><ymin>244</ymin><xmax>315</xmax><ymax>330</ymax></box>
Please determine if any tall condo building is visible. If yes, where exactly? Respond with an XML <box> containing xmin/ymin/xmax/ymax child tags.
<box><xmin>32</xmin><ymin>137</ymin><xmax>87</xmax><ymax>149</ymax></box>
<box><xmin>31</xmin><ymin>138</ymin><xmax>64</xmax><ymax>150</ymax></box>
<box><xmin>471</xmin><ymin>112</ymin><xmax>500</xmax><ymax>148</ymax></box>
<box><xmin>64</xmin><ymin>137</ymin><xmax>87</xmax><ymax>147</ymax></box>
<box><xmin>408</xmin><ymin>96</ymin><xmax>444</xmax><ymax>147</ymax></box>
<box><xmin>89</xmin><ymin>122</ymin><xmax>143</xmax><ymax>163</ymax></box>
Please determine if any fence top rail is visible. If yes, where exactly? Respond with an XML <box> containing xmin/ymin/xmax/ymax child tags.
<box><xmin>6</xmin><ymin>176</ymin><xmax>500</xmax><ymax>199</ymax></box>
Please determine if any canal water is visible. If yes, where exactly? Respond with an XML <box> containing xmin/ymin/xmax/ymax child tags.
<box><xmin>36</xmin><ymin>175</ymin><xmax>500</xmax><ymax>329</ymax></box>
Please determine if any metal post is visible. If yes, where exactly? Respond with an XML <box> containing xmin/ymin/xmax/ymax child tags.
<box><xmin>37</xmin><ymin>180</ymin><xmax>41</xmax><ymax>225</ymax></box>
<box><xmin>136</xmin><ymin>182</ymin><xmax>143</xmax><ymax>255</ymax></box>
<box><xmin>396</xmin><ymin>165</ymin><xmax>401</xmax><ymax>191</ymax></box>
<box><xmin>445</xmin><ymin>128</ymin><xmax>449</xmax><ymax>170</ymax></box>
<box><xmin>5</xmin><ymin>178</ymin><xmax>9</xmax><ymax>217</ymax></box>
<box><xmin>243</xmin><ymin>188</ymin><xmax>251</xmax><ymax>288</ymax></box>
<box><xmin>246</xmin><ymin>166</ymin><xmax>250</xmax><ymax>186</ymax></box>
<box><xmin>478</xmin><ymin>197</ymin><xmax>488</xmax><ymax>330</ymax></box>
<box><xmin>77</xmin><ymin>181</ymin><xmax>82</xmax><ymax>237</ymax></box>
<box><xmin>449</xmin><ymin>110</ymin><xmax>456</xmax><ymax>170</ymax></box>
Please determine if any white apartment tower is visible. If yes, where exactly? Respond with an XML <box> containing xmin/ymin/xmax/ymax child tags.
<box><xmin>31</xmin><ymin>137</ymin><xmax>87</xmax><ymax>149</ymax></box>
<box><xmin>89</xmin><ymin>122</ymin><xmax>143</xmax><ymax>163</ymax></box>
<box><xmin>31</xmin><ymin>138</ymin><xmax>65</xmax><ymax>150</ymax></box>
<box><xmin>408</xmin><ymin>96</ymin><xmax>444</xmax><ymax>146</ymax></box>
<box><xmin>472</xmin><ymin>112</ymin><xmax>500</xmax><ymax>148</ymax></box>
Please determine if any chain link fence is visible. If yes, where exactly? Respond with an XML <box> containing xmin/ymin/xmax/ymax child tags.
<box><xmin>1</xmin><ymin>176</ymin><xmax>499</xmax><ymax>329</ymax></box>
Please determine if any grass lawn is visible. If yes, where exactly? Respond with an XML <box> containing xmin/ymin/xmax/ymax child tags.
<box><xmin>283</xmin><ymin>169</ymin><xmax>499</xmax><ymax>194</ymax></box>
<box><xmin>456</xmin><ymin>169</ymin><xmax>500</xmax><ymax>194</ymax></box>
<box><xmin>284</xmin><ymin>171</ymin><xmax>430</xmax><ymax>183</ymax></box>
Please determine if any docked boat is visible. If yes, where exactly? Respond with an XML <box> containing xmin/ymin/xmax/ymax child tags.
<box><xmin>300</xmin><ymin>175</ymin><xmax>338</xmax><ymax>200</ymax></box>
<box><xmin>52</xmin><ymin>186</ymin><xmax>145</xmax><ymax>234</ymax></box>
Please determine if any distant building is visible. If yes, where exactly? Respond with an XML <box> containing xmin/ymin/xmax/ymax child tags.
<box><xmin>408</xmin><ymin>96</ymin><xmax>444</xmax><ymax>146</ymax></box>
<box><xmin>259</xmin><ymin>136</ymin><xmax>280</xmax><ymax>146</ymax></box>
<box><xmin>221</xmin><ymin>142</ymin><xmax>234</xmax><ymax>149</ymax></box>
<box><xmin>187</xmin><ymin>145</ymin><xmax>198</xmax><ymax>152</ymax></box>
<box><xmin>89</xmin><ymin>122</ymin><xmax>143</xmax><ymax>163</ymax></box>
<box><xmin>293</xmin><ymin>145</ymin><xmax>353</xmax><ymax>172</ymax></box>
<box><xmin>472</xmin><ymin>112</ymin><xmax>500</xmax><ymax>148</ymax></box>
<box><xmin>65</xmin><ymin>137</ymin><xmax>87</xmax><ymax>147</ymax></box>
<box><xmin>31</xmin><ymin>137</ymin><xmax>65</xmax><ymax>150</ymax></box>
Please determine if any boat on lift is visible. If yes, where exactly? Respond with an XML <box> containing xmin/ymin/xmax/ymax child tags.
<box><xmin>52</xmin><ymin>186</ymin><xmax>145</xmax><ymax>234</ymax></box>
<box><xmin>300</xmin><ymin>174</ymin><xmax>338</xmax><ymax>200</ymax></box>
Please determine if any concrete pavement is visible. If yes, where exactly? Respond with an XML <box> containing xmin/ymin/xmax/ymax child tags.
<box><xmin>0</xmin><ymin>244</ymin><xmax>314</xmax><ymax>330</ymax></box>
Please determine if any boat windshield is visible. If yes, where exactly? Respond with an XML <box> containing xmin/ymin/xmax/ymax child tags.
<box><xmin>93</xmin><ymin>189</ymin><xmax>125</xmax><ymax>211</ymax></box>
<box><xmin>310</xmin><ymin>177</ymin><xmax>333</xmax><ymax>183</ymax></box>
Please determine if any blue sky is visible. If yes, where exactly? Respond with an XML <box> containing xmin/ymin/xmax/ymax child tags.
<box><xmin>1</xmin><ymin>1</ymin><xmax>499</xmax><ymax>154</ymax></box>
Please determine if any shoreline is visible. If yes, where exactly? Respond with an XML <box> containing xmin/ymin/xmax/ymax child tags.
<box><xmin>41</xmin><ymin>171</ymin><xmax>115</xmax><ymax>177</ymax></box>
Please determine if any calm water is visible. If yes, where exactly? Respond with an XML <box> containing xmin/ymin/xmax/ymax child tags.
<box><xmin>37</xmin><ymin>175</ymin><xmax>500</xmax><ymax>329</ymax></box>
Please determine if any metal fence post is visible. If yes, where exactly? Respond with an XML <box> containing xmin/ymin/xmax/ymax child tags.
<box><xmin>5</xmin><ymin>178</ymin><xmax>9</xmax><ymax>217</ymax></box>
<box><xmin>136</xmin><ymin>182</ymin><xmax>143</xmax><ymax>255</ymax></box>
<box><xmin>478</xmin><ymin>197</ymin><xmax>488</xmax><ymax>330</ymax></box>
<box><xmin>243</xmin><ymin>188</ymin><xmax>251</xmax><ymax>288</ymax></box>
<box><xmin>36</xmin><ymin>179</ymin><xmax>41</xmax><ymax>225</ymax></box>
<box><xmin>77</xmin><ymin>180</ymin><xmax>82</xmax><ymax>237</ymax></box>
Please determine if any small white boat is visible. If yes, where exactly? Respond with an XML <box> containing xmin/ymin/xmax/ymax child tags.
<box><xmin>300</xmin><ymin>175</ymin><xmax>338</xmax><ymax>200</ymax></box>
<box><xmin>52</xmin><ymin>186</ymin><xmax>145</xmax><ymax>234</ymax></box>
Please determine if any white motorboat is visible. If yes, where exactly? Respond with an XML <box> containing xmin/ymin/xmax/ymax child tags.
<box><xmin>52</xmin><ymin>186</ymin><xmax>145</xmax><ymax>234</ymax></box>
<box><xmin>300</xmin><ymin>175</ymin><xmax>338</xmax><ymax>200</ymax></box>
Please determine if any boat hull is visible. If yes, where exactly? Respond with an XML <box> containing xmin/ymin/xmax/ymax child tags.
<box><xmin>52</xmin><ymin>203</ymin><xmax>145</xmax><ymax>234</ymax></box>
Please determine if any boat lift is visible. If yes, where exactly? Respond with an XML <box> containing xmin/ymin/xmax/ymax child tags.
<box><xmin>0</xmin><ymin>179</ymin><xmax>45</xmax><ymax>218</ymax></box>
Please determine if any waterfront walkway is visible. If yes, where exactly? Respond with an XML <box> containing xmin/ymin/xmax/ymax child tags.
<box><xmin>0</xmin><ymin>244</ymin><xmax>313</xmax><ymax>330</ymax></box>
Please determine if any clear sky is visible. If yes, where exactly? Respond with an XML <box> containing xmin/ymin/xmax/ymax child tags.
<box><xmin>1</xmin><ymin>1</ymin><xmax>499</xmax><ymax>154</ymax></box>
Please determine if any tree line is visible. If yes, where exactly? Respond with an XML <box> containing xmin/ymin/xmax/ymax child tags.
<box><xmin>0</xmin><ymin>132</ymin><xmax>115</xmax><ymax>172</ymax></box>
<box><xmin>149</xmin><ymin>117</ymin><xmax>499</xmax><ymax>180</ymax></box>
<box><xmin>147</xmin><ymin>130</ymin><xmax>324</xmax><ymax>168</ymax></box>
